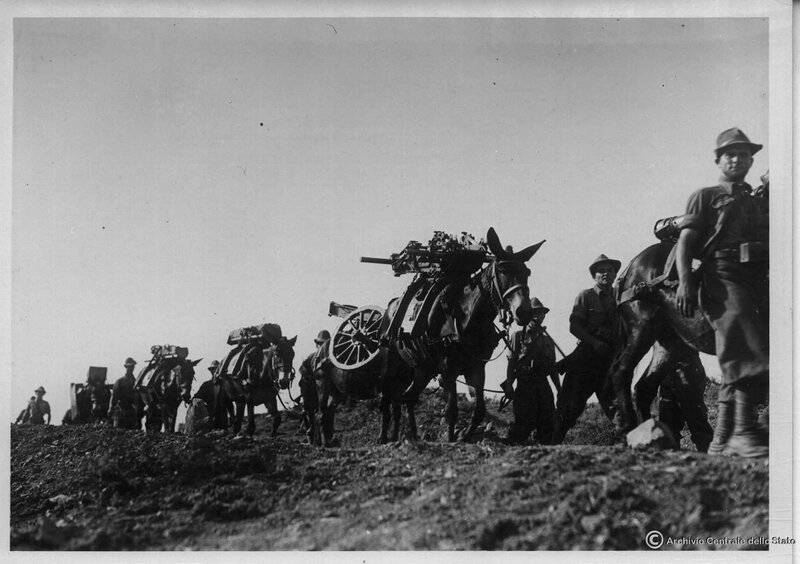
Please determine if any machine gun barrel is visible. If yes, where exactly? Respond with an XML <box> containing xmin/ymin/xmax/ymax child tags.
<box><xmin>360</xmin><ymin>257</ymin><xmax>394</xmax><ymax>265</ymax></box>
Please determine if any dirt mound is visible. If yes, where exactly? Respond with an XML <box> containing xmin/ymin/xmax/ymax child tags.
<box><xmin>11</xmin><ymin>385</ymin><xmax>768</xmax><ymax>551</ymax></box>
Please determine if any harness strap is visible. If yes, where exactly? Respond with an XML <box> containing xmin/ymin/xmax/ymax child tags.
<box><xmin>617</xmin><ymin>244</ymin><xmax>679</xmax><ymax>305</ymax></box>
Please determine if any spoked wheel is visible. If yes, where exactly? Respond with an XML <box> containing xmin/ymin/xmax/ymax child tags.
<box><xmin>329</xmin><ymin>305</ymin><xmax>385</xmax><ymax>370</ymax></box>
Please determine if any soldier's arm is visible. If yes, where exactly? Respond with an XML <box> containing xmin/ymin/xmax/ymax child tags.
<box><xmin>569</xmin><ymin>293</ymin><xmax>602</xmax><ymax>348</ymax></box>
<box><xmin>676</xmin><ymin>190</ymin><xmax>706</xmax><ymax>317</ymax></box>
<box><xmin>44</xmin><ymin>402</ymin><xmax>51</xmax><ymax>424</ymax></box>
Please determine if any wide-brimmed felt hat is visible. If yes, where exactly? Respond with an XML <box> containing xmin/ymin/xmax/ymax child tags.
<box><xmin>35</xmin><ymin>386</ymin><xmax>46</xmax><ymax>394</ymax></box>
<box><xmin>589</xmin><ymin>254</ymin><xmax>621</xmax><ymax>276</ymax></box>
<box><xmin>314</xmin><ymin>330</ymin><xmax>331</xmax><ymax>344</ymax></box>
<box><xmin>124</xmin><ymin>357</ymin><xmax>137</xmax><ymax>367</ymax></box>
<box><xmin>530</xmin><ymin>297</ymin><xmax>550</xmax><ymax>314</ymax></box>
<box><xmin>208</xmin><ymin>360</ymin><xmax>220</xmax><ymax>371</ymax></box>
<box><xmin>715</xmin><ymin>127</ymin><xmax>762</xmax><ymax>158</ymax></box>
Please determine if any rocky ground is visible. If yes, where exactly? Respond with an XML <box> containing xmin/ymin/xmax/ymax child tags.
<box><xmin>10</xmin><ymin>383</ymin><xmax>768</xmax><ymax>551</ymax></box>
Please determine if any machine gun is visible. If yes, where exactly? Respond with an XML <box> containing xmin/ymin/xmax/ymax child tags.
<box><xmin>226</xmin><ymin>323</ymin><xmax>283</xmax><ymax>346</ymax></box>
<box><xmin>361</xmin><ymin>231</ymin><xmax>492</xmax><ymax>277</ymax></box>
<box><xmin>136</xmin><ymin>345</ymin><xmax>189</xmax><ymax>389</ymax></box>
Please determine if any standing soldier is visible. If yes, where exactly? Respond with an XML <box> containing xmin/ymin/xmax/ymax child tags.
<box><xmin>675</xmin><ymin>127</ymin><xmax>768</xmax><ymax>458</ymax></box>
<box><xmin>108</xmin><ymin>357</ymin><xmax>140</xmax><ymax>430</ymax></box>
<box><xmin>28</xmin><ymin>387</ymin><xmax>51</xmax><ymax>425</ymax></box>
<box><xmin>501</xmin><ymin>298</ymin><xmax>556</xmax><ymax>445</ymax></box>
<box><xmin>552</xmin><ymin>254</ymin><xmax>620</xmax><ymax>443</ymax></box>
<box><xmin>634</xmin><ymin>342</ymin><xmax>714</xmax><ymax>452</ymax></box>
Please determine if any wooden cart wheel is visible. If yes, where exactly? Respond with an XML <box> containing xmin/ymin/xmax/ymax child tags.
<box><xmin>329</xmin><ymin>305</ymin><xmax>385</xmax><ymax>370</ymax></box>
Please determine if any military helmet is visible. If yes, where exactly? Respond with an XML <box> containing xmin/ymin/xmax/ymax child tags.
<box><xmin>208</xmin><ymin>360</ymin><xmax>220</xmax><ymax>372</ymax></box>
<box><xmin>314</xmin><ymin>330</ymin><xmax>331</xmax><ymax>345</ymax></box>
<box><xmin>124</xmin><ymin>357</ymin><xmax>137</xmax><ymax>368</ymax></box>
<box><xmin>35</xmin><ymin>386</ymin><xmax>46</xmax><ymax>394</ymax></box>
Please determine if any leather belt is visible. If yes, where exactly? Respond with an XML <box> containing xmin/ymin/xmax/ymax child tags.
<box><xmin>713</xmin><ymin>242</ymin><xmax>768</xmax><ymax>263</ymax></box>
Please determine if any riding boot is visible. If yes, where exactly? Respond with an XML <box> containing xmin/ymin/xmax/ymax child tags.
<box><xmin>725</xmin><ymin>388</ymin><xmax>768</xmax><ymax>458</ymax></box>
<box><xmin>707</xmin><ymin>400</ymin><xmax>733</xmax><ymax>456</ymax></box>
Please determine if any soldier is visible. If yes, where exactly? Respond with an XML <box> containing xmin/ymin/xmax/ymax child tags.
<box><xmin>501</xmin><ymin>298</ymin><xmax>556</xmax><ymax>444</ymax></box>
<box><xmin>635</xmin><ymin>342</ymin><xmax>714</xmax><ymax>452</ymax></box>
<box><xmin>675</xmin><ymin>127</ymin><xmax>768</xmax><ymax>458</ymax></box>
<box><xmin>108</xmin><ymin>357</ymin><xmax>140</xmax><ymax>430</ymax></box>
<box><xmin>28</xmin><ymin>387</ymin><xmax>51</xmax><ymax>425</ymax></box>
<box><xmin>552</xmin><ymin>254</ymin><xmax>620</xmax><ymax>443</ymax></box>
<box><xmin>14</xmin><ymin>396</ymin><xmax>36</xmax><ymax>424</ymax></box>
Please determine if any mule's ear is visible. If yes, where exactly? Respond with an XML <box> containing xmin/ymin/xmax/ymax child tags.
<box><xmin>192</xmin><ymin>358</ymin><xmax>203</xmax><ymax>366</ymax></box>
<box><xmin>514</xmin><ymin>240</ymin><xmax>545</xmax><ymax>263</ymax></box>
<box><xmin>486</xmin><ymin>227</ymin><xmax>507</xmax><ymax>259</ymax></box>
<box><xmin>287</xmin><ymin>335</ymin><xmax>297</xmax><ymax>347</ymax></box>
<box><xmin>514</xmin><ymin>239</ymin><xmax>547</xmax><ymax>262</ymax></box>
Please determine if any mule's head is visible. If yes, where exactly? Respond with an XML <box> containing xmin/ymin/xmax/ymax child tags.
<box><xmin>265</xmin><ymin>335</ymin><xmax>297</xmax><ymax>389</ymax></box>
<box><xmin>175</xmin><ymin>358</ymin><xmax>201</xmax><ymax>403</ymax></box>
<box><xmin>484</xmin><ymin>227</ymin><xmax>545</xmax><ymax>327</ymax></box>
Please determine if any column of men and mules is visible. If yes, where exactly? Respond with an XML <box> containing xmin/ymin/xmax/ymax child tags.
<box><xmin>14</xmin><ymin>127</ymin><xmax>769</xmax><ymax>459</ymax></box>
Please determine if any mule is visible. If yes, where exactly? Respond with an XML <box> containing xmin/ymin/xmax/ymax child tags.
<box><xmin>218</xmin><ymin>335</ymin><xmax>297</xmax><ymax>436</ymax></box>
<box><xmin>298</xmin><ymin>341</ymin><xmax>380</xmax><ymax>446</ymax></box>
<box><xmin>379</xmin><ymin>227</ymin><xmax>544</xmax><ymax>443</ymax></box>
<box><xmin>607</xmin><ymin>241</ymin><xmax>715</xmax><ymax>433</ymax></box>
<box><xmin>137</xmin><ymin>357</ymin><xmax>201</xmax><ymax>433</ymax></box>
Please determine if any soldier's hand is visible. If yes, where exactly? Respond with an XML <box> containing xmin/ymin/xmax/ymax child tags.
<box><xmin>677</xmin><ymin>280</ymin><xmax>697</xmax><ymax>317</ymax></box>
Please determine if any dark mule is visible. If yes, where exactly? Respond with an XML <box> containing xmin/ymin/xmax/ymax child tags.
<box><xmin>218</xmin><ymin>335</ymin><xmax>297</xmax><ymax>436</ymax></box>
<box><xmin>608</xmin><ymin>242</ymin><xmax>715</xmax><ymax>433</ymax></box>
<box><xmin>379</xmin><ymin>228</ymin><xmax>544</xmax><ymax>443</ymax></box>
<box><xmin>137</xmin><ymin>357</ymin><xmax>200</xmax><ymax>433</ymax></box>
<box><xmin>298</xmin><ymin>341</ymin><xmax>380</xmax><ymax>446</ymax></box>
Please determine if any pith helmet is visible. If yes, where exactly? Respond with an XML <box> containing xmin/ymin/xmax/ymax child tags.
<box><xmin>530</xmin><ymin>297</ymin><xmax>550</xmax><ymax>314</ymax></box>
<box><xmin>35</xmin><ymin>386</ymin><xmax>46</xmax><ymax>394</ymax></box>
<box><xmin>715</xmin><ymin>127</ymin><xmax>762</xmax><ymax>158</ymax></box>
<box><xmin>314</xmin><ymin>330</ymin><xmax>331</xmax><ymax>344</ymax></box>
<box><xmin>208</xmin><ymin>360</ymin><xmax>220</xmax><ymax>372</ymax></box>
<box><xmin>589</xmin><ymin>254</ymin><xmax>621</xmax><ymax>276</ymax></box>
<box><xmin>124</xmin><ymin>357</ymin><xmax>137</xmax><ymax>368</ymax></box>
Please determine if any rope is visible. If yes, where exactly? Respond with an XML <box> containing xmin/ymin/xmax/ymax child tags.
<box><xmin>454</xmin><ymin>376</ymin><xmax>505</xmax><ymax>395</ymax></box>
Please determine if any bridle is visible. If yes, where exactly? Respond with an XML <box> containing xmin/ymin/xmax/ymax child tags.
<box><xmin>487</xmin><ymin>259</ymin><xmax>529</xmax><ymax>313</ymax></box>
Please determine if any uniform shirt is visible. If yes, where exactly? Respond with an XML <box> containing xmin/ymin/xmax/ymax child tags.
<box><xmin>110</xmin><ymin>374</ymin><xmax>137</xmax><ymax>412</ymax></box>
<box><xmin>508</xmin><ymin>325</ymin><xmax>556</xmax><ymax>378</ymax></box>
<box><xmin>683</xmin><ymin>178</ymin><xmax>769</xmax><ymax>258</ymax></box>
<box><xmin>569</xmin><ymin>286</ymin><xmax>616</xmax><ymax>342</ymax></box>
<box><xmin>29</xmin><ymin>399</ymin><xmax>50</xmax><ymax>423</ymax></box>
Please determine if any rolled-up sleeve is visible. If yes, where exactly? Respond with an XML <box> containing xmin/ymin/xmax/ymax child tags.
<box><xmin>682</xmin><ymin>189</ymin><xmax>710</xmax><ymax>230</ymax></box>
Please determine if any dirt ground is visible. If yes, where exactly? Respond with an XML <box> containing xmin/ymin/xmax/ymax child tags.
<box><xmin>10</xmin><ymin>383</ymin><xmax>768</xmax><ymax>551</ymax></box>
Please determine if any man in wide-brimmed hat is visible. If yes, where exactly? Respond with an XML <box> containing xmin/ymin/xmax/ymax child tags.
<box><xmin>108</xmin><ymin>357</ymin><xmax>140</xmax><ymax>429</ymax></box>
<box><xmin>502</xmin><ymin>297</ymin><xmax>557</xmax><ymax>444</ymax></box>
<box><xmin>27</xmin><ymin>386</ymin><xmax>51</xmax><ymax>425</ymax></box>
<box><xmin>675</xmin><ymin>127</ymin><xmax>768</xmax><ymax>458</ymax></box>
<box><xmin>551</xmin><ymin>253</ymin><xmax>621</xmax><ymax>443</ymax></box>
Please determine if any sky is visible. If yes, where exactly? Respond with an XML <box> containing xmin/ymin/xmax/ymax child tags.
<box><xmin>12</xmin><ymin>18</ymin><xmax>769</xmax><ymax>422</ymax></box>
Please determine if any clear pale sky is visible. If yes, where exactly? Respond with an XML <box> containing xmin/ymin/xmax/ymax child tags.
<box><xmin>12</xmin><ymin>18</ymin><xmax>768</xmax><ymax>421</ymax></box>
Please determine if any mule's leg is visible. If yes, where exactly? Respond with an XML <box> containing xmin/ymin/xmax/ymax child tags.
<box><xmin>460</xmin><ymin>367</ymin><xmax>486</xmax><ymax>440</ymax></box>
<box><xmin>608</xmin><ymin>303</ymin><xmax>656</xmax><ymax>433</ymax></box>
<box><xmin>322</xmin><ymin>393</ymin><xmax>338</xmax><ymax>447</ymax></box>
<box><xmin>441</xmin><ymin>371</ymin><xmax>459</xmax><ymax>442</ymax></box>
<box><xmin>378</xmin><ymin>349</ymin><xmax>402</xmax><ymax>444</ymax></box>
<box><xmin>246</xmin><ymin>399</ymin><xmax>256</xmax><ymax>436</ymax></box>
<box><xmin>390</xmin><ymin>400</ymin><xmax>402</xmax><ymax>442</ymax></box>
<box><xmin>268</xmin><ymin>395</ymin><xmax>281</xmax><ymax>437</ymax></box>
<box><xmin>632</xmin><ymin>343</ymin><xmax>672</xmax><ymax>423</ymax></box>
